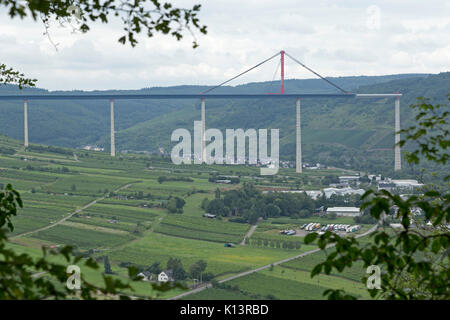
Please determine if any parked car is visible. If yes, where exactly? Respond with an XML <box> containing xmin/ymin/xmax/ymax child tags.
<box><xmin>224</xmin><ymin>243</ymin><xmax>235</xmax><ymax>247</ymax></box>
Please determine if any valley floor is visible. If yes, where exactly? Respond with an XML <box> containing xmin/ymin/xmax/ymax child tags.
<box><xmin>0</xmin><ymin>135</ymin><xmax>375</xmax><ymax>300</ymax></box>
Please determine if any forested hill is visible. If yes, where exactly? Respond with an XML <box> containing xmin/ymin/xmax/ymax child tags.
<box><xmin>0</xmin><ymin>72</ymin><xmax>448</xmax><ymax>174</ymax></box>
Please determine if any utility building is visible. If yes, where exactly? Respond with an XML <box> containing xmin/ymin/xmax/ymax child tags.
<box><xmin>326</xmin><ymin>207</ymin><xmax>361</xmax><ymax>217</ymax></box>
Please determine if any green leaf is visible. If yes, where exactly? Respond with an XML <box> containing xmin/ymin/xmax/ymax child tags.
<box><xmin>304</xmin><ymin>232</ymin><xmax>318</xmax><ymax>244</ymax></box>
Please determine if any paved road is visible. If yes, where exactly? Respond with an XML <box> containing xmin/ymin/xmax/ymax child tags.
<box><xmin>10</xmin><ymin>183</ymin><xmax>134</xmax><ymax>239</ymax></box>
<box><xmin>169</xmin><ymin>224</ymin><xmax>378</xmax><ymax>300</ymax></box>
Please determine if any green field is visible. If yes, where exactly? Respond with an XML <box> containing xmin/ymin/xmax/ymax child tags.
<box><xmin>106</xmin><ymin>232</ymin><xmax>315</xmax><ymax>277</ymax></box>
<box><xmin>30</xmin><ymin>224</ymin><xmax>137</xmax><ymax>249</ymax></box>
<box><xmin>188</xmin><ymin>256</ymin><xmax>371</xmax><ymax>300</ymax></box>
<box><xmin>155</xmin><ymin>215</ymin><xmax>250</xmax><ymax>243</ymax></box>
<box><xmin>0</xmin><ymin>134</ymin><xmax>376</xmax><ymax>299</ymax></box>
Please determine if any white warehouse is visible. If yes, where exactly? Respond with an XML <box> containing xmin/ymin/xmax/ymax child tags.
<box><xmin>326</xmin><ymin>207</ymin><xmax>361</xmax><ymax>217</ymax></box>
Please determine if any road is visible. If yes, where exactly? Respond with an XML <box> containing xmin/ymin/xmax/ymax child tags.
<box><xmin>239</xmin><ymin>218</ymin><xmax>261</xmax><ymax>245</ymax></box>
<box><xmin>10</xmin><ymin>183</ymin><xmax>134</xmax><ymax>239</ymax></box>
<box><xmin>169</xmin><ymin>224</ymin><xmax>378</xmax><ymax>300</ymax></box>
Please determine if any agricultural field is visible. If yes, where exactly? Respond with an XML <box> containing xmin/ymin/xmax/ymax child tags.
<box><xmin>184</xmin><ymin>287</ymin><xmax>256</xmax><ymax>300</ymax></box>
<box><xmin>155</xmin><ymin>215</ymin><xmax>250</xmax><ymax>243</ymax></box>
<box><xmin>30</xmin><ymin>224</ymin><xmax>137</xmax><ymax>249</ymax></box>
<box><xmin>188</xmin><ymin>253</ymin><xmax>371</xmax><ymax>300</ymax></box>
<box><xmin>106</xmin><ymin>232</ymin><xmax>316</xmax><ymax>277</ymax></box>
<box><xmin>1</xmin><ymin>135</ymin><xmax>376</xmax><ymax>299</ymax></box>
<box><xmin>45</xmin><ymin>174</ymin><xmax>135</xmax><ymax>197</ymax></box>
<box><xmin>234</xmin><ymin>266</ymin><xmax>369</xmax><ymax>299</ymax></box>
<box><xmin>7</xmin><ymin>193</ymin><xmax>95</xmax><ymax>236</ymax></box>
<box><xmin>282</xmin><ymin>250</ymin><xmax>367</xmax><ymax>282</ymax></box>
<box><xmin>182</xmin><ymin>192</ymin><xmax>215</xmax><ymax>216</ymax></box>
<box><xmin>74</xmin><ymin>203</ymin><xmax>160</xmax><ymax>224</ymax></box>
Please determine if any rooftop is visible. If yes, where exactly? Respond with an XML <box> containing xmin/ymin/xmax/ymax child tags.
<box><xmin>326</xmin><ymin>207</ymin><xmax>360</xmax><ymax>212</ymax></box>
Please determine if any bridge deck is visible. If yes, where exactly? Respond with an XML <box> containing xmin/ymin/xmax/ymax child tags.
<box><xmin>0</xmin><ymin>93</ymin><xmax>362</xmax><ymax>101</ymax></box>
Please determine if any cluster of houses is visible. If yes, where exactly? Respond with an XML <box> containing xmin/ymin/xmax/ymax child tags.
<box><xmin>137</xmin><ymin>270</ymin><xmax>173</xmax><ymax>283</ymax></box>
<box><xmin>337</xmin><ymin>175</ymin><xmax>361</xmax><ymax>186</ymax></box>
<box><xmin>81</xmin><ymin>145</ymin><xmax>104</xmax><ymax>152</ymax></box>
<box><xmin>378</xmin><ymin>179</ymin><xmax>424</xmax><ymax>191</ymax></box>
<box><xmin>121</xmin><ymin>147</ymin><xmax>166</xmax><ymax>156</ymax></box>
<box><xmin>330</xmin><ymin>174</ymin><xmax>424</xmax><ymax>192</ymax></box>
<box><xmin>276</xmin><ymin>187</ymin><xmax>365</xmax><ymax>200</ymax></box>
<box><xmin>322</xmin><ymin>187</ymin><xmax>365</xmax><ymax>198</ymax></box>
<box><xmin>300</xmin><ymin>175</ymin><xmax>423</xmax><ymax>200</ymax></box>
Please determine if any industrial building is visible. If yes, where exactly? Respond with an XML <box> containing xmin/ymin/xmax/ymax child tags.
<box><xmin>338</xmin><ymin>176</ymin><xmax>360</xmax><ymax>186</ymax></box>
<box><xmin>326</xmin><ymin>207</ymin><xmax>361</xmax><ymax>217</ymax></box>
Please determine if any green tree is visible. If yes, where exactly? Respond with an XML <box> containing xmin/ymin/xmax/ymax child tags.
<box><xmin>174</xmin><ymin>197</ymin><xmax>186</xmax><ymax>209</ymax></box>
<box><xmin>189</xmin><ymin>260</ymin><xmax>207</xmax><ymax>279</ymax></box>
<box><xmin>206</xmin><ymin>199</ymin><xmax>228</xmax><ymax>216</ymax></box>
<box><xmin>166</xmin><ymin>257</ymin><xmax>187</xmax><ymax>281</ymax></box>
<box><xmin>147</xmin><ymin>262</ymin><xmax>162</xmax><ymax>275</ymax></box>
<box><xmin>328</xmin><ymin>212</ymin><xmax>337</xmax><ymax>220</ymax></box>
<box><xmin>305</xmin><ymin>95</ymin><xmax>450</xmax><ymax>300</ymax></box>
<box><xmin>201</xmin><ymin>197</ymin><xmax>210</xmax><ymax>210</ymax></box>
<box><xmin>0</xmin><ymin>0</ymin><xmax>206</xmax><ymax>47</ymax></box>
<box><xmin>104</xmin><ymin>256</ymin><xmax>113</xmax><ymax>274</ymax></box>
<box><xmin>167</xmin><ymin>198</ymin><xmax>178</xmax><ymax>213</ymax></box>
<box><xmin>1</xmin><ymin>0</ymin><xmax>206</xmax><ymax>91</ymax></box>
<box><xmin>158</xmin><ymin>176</ymin><xmax>167</xmax><ymax>184</ymax></box>
<box><xmin>265</xmin><ymin>204</ymin><xmax>281</xmax><ymax>217</ymax></box>
<box><xmin>0</xmin><ymin>63</ymin><xmax>36</xmax><ymax>88</ymax></box>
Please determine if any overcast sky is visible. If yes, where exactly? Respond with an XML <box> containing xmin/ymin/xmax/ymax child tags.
<box><xmin>1</xmin><ymin>0</ymin><xmax>449</xmax><ymax>90</ymax></box>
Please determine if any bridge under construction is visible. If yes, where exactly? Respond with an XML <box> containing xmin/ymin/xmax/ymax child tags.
<box><xmin>0</xmin><ymin>50</ymin><xmax>403</xmax><ymax>172</ymax></box>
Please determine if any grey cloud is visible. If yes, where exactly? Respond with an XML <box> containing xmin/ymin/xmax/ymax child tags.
<box><xmin>0</xmin><ymin>0</ymin><xmax>449</xmax><ymax>90</ymax></box>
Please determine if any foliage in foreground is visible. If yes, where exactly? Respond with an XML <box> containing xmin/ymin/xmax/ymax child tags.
<box><xmin>1</xmin><ymin>0</ymin><xmax>207</xmax><ymax>89</ymax></box>
<box><xmin>0</xmin><ymin>0</ymin><xmax>207</xmax><ymax>47</ymax></box>
<box><xmin>0</xmin><ymin>184</ymin><xmax>143</xmax><ymax>299</ymax></box>
<box><xmin>305</xmin><ymin>95</ymin><xmax>450</xmax><ymax>299</ymax></box>
<box><xmin>0</xmin><ymin>63</ymin><xmax>37</xmax><ymax>89</ymax></box>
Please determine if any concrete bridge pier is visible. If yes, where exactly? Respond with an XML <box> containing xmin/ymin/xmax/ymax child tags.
<box><xmin>296</xmin><ymin>97</ymin><xmax>302</xmax><ymax>173</ymax></box>
<box><xmin>394</xmin><ymin>95</ymin><xmax>401</xmax><ymax>171</ymax></box>
<box><xmin>110</xmin><ymin>99</ymin><xmax>115</xmax><ymax>157</ymax></box>
<box><xmin>201</xmin><ymin>98</ymin><xmax>206</xmax><ymax>163</ymax></box>
<box><xmin>24</xmin><ymin>99</ymin><xmax>29</xmax><ymax>147</ymax></box>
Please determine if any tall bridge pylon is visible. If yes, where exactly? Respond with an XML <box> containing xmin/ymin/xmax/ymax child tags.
<box><xmin>199</xmin><ymin>50</ymin><xmax>401</xmax><ymax>172</ymax></box>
